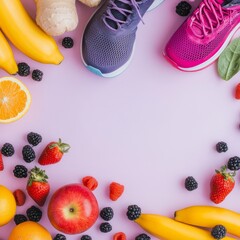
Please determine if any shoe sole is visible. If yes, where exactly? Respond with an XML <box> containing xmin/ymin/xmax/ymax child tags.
<box><xmin>163</xmin><ymin>22</ymin><xmax>240</xmax><ymax>72</ymax></box>
<box><xmin>81</xmin><ymin>0</ymin><xmax>165</xmax><ymax>77</ymax></box>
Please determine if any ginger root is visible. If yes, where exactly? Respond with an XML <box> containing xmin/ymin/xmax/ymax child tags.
<box><xmin>35</xmin><ymin>0</ymin><xmax>78</xmax><ymax>36</ymax></box>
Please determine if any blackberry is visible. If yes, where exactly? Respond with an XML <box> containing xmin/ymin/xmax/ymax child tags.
<box><xmin>99</xmin><ymin>222</ymin><xmax>112</xmax><ymax>233</ymax></box>
<box><xmin>185</xmin><ymin>176</ymin><xmax>198</xmax><ymax>191</ymax></box>
<box><xmin>1</xmin><ymin>143</ymin><xmax>15</xmax><ymax>157</ymax></box>
<box><xmin>227</xmin><ymin>156</ymin><xmax>240</xmax><ymax>171</ymax></box>
<box><xmin>81</xmin><ymin>235</ymin><xmax>92</xmax><ymax>240</ymax></box>
<box><xmin>53</xmin><ymin>234</ymin><xmax>66</xmax><ymax>240</ymax></box>
<box><xmin>26</xmin><ymin>206</ymin><xmax>42</xmax><ymax>222</ymax></box>
<box><xmin>176</xmin><ymin>1</ymin><xmax>192</xmax><ymax>16</ymax></box>
<box><xmin>18</xmin><ymin>62</ymin><xmax>30</xmax><ymax>76</ymax></box>
<box><xmin>13</xmin><ymin>165</ymin><xmax>28</xmax><ymax>178</ymax></box>
<box><xmin>62</xmin><ymin>37</ymin><xmax>74</xmax><ymax>48</ymax></box>
<box><xmin>127</xmin><ymin>205</ymin><xmax>141</xmax><ymax>220</ymax></box>
<box><xmin>22</xmin><ymin>145</ymin><xmax>36</xmax><ymax>163</ymax></box>
<box><xmin>211</xmin><ymin>225</ymin><xmax>226</xmax><ymax>239</ymax></box>
<box><xmin>27</xmin><ymin>132</ymin><xmax>42</xmax><ymax>146</ymax></box>
<box><xmin>100</xmin><ymin>207</ymin><xmax>114</xmax><ymax>221</ymax></box>
<box><xmin>14</xmin><ymin>214</ymin><xmax>28</xmax><ymax>225</ymax></box>
<box><xmin>216</xmin><ymin>141</ymin><xmax>228</xmax><ymax>153</ymax></box>
<box><xmin>135</xmin><ymin>233</ymin><xmax>151</xmax><ymax>240</ymax></box>
<box><xmin>32</xmin><ymin>69</ymin><xmax>43</xmax><ymax>81</ymax></box>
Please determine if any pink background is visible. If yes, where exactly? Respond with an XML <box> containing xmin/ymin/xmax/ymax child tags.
<box><xmin>1</xmin><ymin>0</ymin><xmax>240</xmax><ymax>239</ymax></box>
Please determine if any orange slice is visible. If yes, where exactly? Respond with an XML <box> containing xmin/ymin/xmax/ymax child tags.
<box><xmin>0</xmin><ymin>76</ymin><xmax>31</xmax><ymax>123</ymax></box>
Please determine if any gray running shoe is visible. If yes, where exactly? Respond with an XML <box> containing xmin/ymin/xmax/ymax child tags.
<box><xmin>81</xmin><ymin>0</ymin><xmax>164</xmax><ymax>77</ymax></box>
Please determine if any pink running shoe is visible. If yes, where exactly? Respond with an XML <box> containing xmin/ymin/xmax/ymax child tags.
<box><xmin>164</xmin><ymin>0</ymin><xmax>240</xmax><ymax>71</ymax></box>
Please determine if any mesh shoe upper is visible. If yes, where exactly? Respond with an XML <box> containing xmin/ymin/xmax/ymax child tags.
<box><xmin>82</xmin><ymin>0</ymin><xmax>154</xmax><ymax>74</ymax></box>
<box><xmin>164</xmin><ymin>0</ymin><xmax>240</xmax><ymax>70</ymax></box>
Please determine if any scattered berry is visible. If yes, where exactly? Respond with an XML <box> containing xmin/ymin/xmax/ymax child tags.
<box><xmin>82</xmin><ymin>176</ymin><xmax>98</xmax><ymax>191</ymax></box>
<box><xmin>27</xmin><ymin>132</ymin><xmax>42</xmax><ymax>146</ymax></box>
<box><xmin>113</xmin><ymin>232</ymin><xmax>127</xmax><ymax>240</ymax></box>
<box><xmin>22</xmin><ymin>145</ymin><xmax>36</xmax><ymax>163</ymax></box>
<box><xmin>32</xmin><ymin>69</ymin><xmax>43</xmax><ymax>81</ymax></box>
<box><xmin>53</xmin><ymin>233</ymin><xmax>66</xmax><ymax>240</ymax></box>
<box><xmin>99</xmin><ymin>222</ymin><xmax>112</xmax><ymax>233</ymax></box>
<box><xmin>176</xmin><ymin>1</ymin><xmax>192</xmax><ymax>16</ymax></box>
<box><xmin>235</xmin><ymin>83</ymin><xmax>240</xmax><ymax>99</ymax></box>
<box><xmin>26</xmin><ymin>205</ymin><xmax>42</xmax><ymax>222</ymax></box>
<box><xmin>62</xmin><ymin>37</ymin><xmax>74</xmax><ymax>48</ymax></box>
<box><xmin>13</xmin><ymin>189</ymin><xmax>26</xmax><ymax>206</ymax></box>
<box><xmin>185</xmin><ymin>176</ymin><xmax>198</xmax><ymax>191</ymax></box>
<box><xmin>0</xmin><ymin>153</ymin><xmax>3</xmax><ymax>171</ymax></box>
<box><xmin>227</xmin><ymin>156</ymin><xmax>240</xmax><ymax>171</ymax></box>
<box><xmin>100</xmin><ymin>207</ymin><xmax>114</xmax><ymax>221</ymax></box>
<box><xmin>14</xmin><ymin>214</ymin><xmax>28</xmax><ymax>225</ymax></box>
<box><xmin>81</xmin><ymin>235</ymin><xmax>92</xmax><ymax>240</ymax></box>
<box><xmin>13</xmin><ymin>165</ymin><xmax>28</xmax><ymax>178</ymax></box>
<box><xmin>216</xmin><ymin>141</ymin><xmax>228</xmax><ymax>153</ymax></box>
<box><xmin>135</xmin><ymin>233</ymin><xmax>151</xmax><ymax>240</ymax></box>
<box><xmin>211</xmin><ymin>225</ymin><xmax>226</xmax><ymax>239</ymax></box>
<box><xmin>1</xmin><ymin>143</ymin><xmax>14</xmax><ymax>157</ymax></box>
<box><xmin>109</xmin><ymin>182</ymin><xmax>124</xmax><ymax>201</ymax></box>
<box><xmin>17</xmin><ymin>62</ymin><xmax>30</xmax><ymax>76</ymax></box>
<box><xmin>127</xmin><ymin>205</ymin><xmax>141</xmax><ymax>221</ymax></box>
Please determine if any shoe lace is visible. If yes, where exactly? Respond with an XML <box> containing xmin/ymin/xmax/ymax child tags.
<box><xmin>189</xmin><ymin>0</ymin><xmax>232</xmax><ymax>38</ymax></box>
<box><xmin>103</xmin><ymin>0</ymin><xmax>144</xmax><ymax>30</ymax></box>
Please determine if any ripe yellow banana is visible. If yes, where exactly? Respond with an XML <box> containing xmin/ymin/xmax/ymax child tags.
<box><xmin>135</xmin><ymin>214</ymin><xmax>236</xmax><ymax>240</ymax></box>
<box><xmin>0</xmin><ymin>30</ymin><xmax>18</xmax><ymax>74</ymax></box>
<box><xmin>175</xmin><ymin>205</ymin><xmax>240</xmax><ymax>238</ymax></box>
<box><xmin>0</xmin><ymin>0</ymin><xmax>63</xmax><ymax>64</ymax></box>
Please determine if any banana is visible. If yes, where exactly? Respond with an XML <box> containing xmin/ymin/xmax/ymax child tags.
<box><xmin>135</xmin><ymin>214</ymin><xmax>236</xmax><ymax>240</ymax></box>
<box><xmin>175</xmin><ymin>205</ymin><xmax>240</xmax><ymax>238</ymax></box>
<box><xmin>0</xmin><ymin>30</ymin><xmax>18</xmax><ymax>74</ymax></box>
<box><xmin>0</xmin><ymin>0</ymin><xmax>63</xmax><ymax>64</ymax></box>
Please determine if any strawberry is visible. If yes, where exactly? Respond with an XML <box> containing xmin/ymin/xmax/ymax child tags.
<box><xmin>27</xmin><ymin>166</ymin><xmax>50</xmax><ymax>206</ymax></box>
<box><xmin>210</xmin><ymin>165</ymin><xmax>235</xmax><ymax>204</ymax></box>
<box><xmin>0</xmin><ymin>153</ymin><xmax>3</xmax><ymax>171</ymax></box>
<box><xmin>38</xmin><ymin>139</ymin><xmax>70</xmax><ymax>165</ymax></box>
<box><xmin>235</xmin><ymin>83</ymin><xmax>240</xmax><ymax>99</ymax></box>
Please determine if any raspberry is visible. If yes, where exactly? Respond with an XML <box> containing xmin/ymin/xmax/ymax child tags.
<box><xmin>32</xmin><ymin>69</ymin><xmax>43</xmax><ymax>81</ymax></box>
<box><xmin>18</xmin><ymin>62</ymin><xmax>30</xmax><ymax>76</ymax></box>
<box><xmin>211</xmin><ymin>225</ymin><xmax>226</xmax><ymax>239</ymax></box>
<box><xmin>1</xmin><ymin>143</ymin><xmax>14</xmax><ymax>157</ymax></box>
<box><xmin>216</xmin><ymin>141</ymin><xmax>228</xmax><ymax>153</ymax></box>
<box><xmin>62</xmin><ymin>37</ymin><xmax>74</xmax><ymax>48</ymax></box>
<box><xmin>53</xmin><ymin>234</ymin><xmax>66</xmax><ymax>240</ymax></box>
<box><xmin>127</xmin><ymin>205</ymin><xmax>141</xmax><ymax>220</ymax></box>
<box><xmin>13</xmin><ymin>189</ymin><xmax>26</xmax><ymax>206</ymax></box>
<box><xmin>26</xmin><ymin>206</ymin><xmax>42</xmax><ymax>222</ymax></box>
<box><xmin>81</xmin><ymin>235</ymin><xmax>92</xmax><ymax>240</ymax></box>
<box><xmin>100</xmin><ymin>207</ymin><xmax>114</xmax><ymax>221</ymax></box>
<box><xmin>14</xmin><ymin>214</ymin><xmax>28</xmax><ymax>225</ymax></box>
<box><xmin>235</xmin><ymin>83</ymin><xmax>240</xmax><ymax>99</ymax></box>
<box><xmin>27</xmin><ymin>132</ymin><xmax>42</xmax><ymax>146</ymax></box>
<box><xmin>22</xmin><ymin>145</ymin><xmax>36</xmax><ymax>163</ymax></box>
<box><xmin>13</xmin><ymin>165</ymin><xmax>28</xmax><ymax>178</ymax></box>
<box><xmin>227</xmin><ymin>156</ymin><xmax>240</xmax><ymax>171</ymax></box>
<box><xmin>185</xmin><ymin>176</ymin><xmax>198</xmax><ymax>191</ymax></box>
<box><xmin>82</xmin><ymin>176</ymin><xmax>98</xmax><ymax>191</ymax></box>
<box><xmin>99</xmin><ymin>222</ymin><xmax>112</xmax><ymax>233</ymax></box>
<box><xmin>135</xmin><ymin>233</ymin><xmax>151</xmax><ymax>240</ymax></box>
<box><xmin>113</xmin><ymin>232</ymin><xmax>127</xmax><ymax>240</ymax></box>
<box><xmin>176</xmin><ymin>1</ymin><xmax>192</xmax><ymax>16</ymax></box>
<box><xmin>0</xmin><ymin>153</ymin><xmax>3</xmax><ymax>171</ymax></box>
<box><xmin>109</xmin><ymin>182</ymin><xmax>124</xmax><ymax>201</ymax></box>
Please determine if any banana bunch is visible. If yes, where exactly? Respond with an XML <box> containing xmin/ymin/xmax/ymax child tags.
<box><xmin>0</xmin><ymin>0</ymin><xmax>63</xmax><ymax>74</ymax></box>
<box><xmin>174</xmin><ymin>205</ymin><xmax>240</xmax><ymax>238</ymax></box>
<box><xmin>135</xmin><ymin>214</ymin><xmax>236</xmax><ymax>240</ymax></box>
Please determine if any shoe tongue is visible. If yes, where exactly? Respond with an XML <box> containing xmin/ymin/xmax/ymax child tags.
<box><xmin>106</xmin><ymin>0</ymin><xmax>132</xmax><ymax>29</ymax></box>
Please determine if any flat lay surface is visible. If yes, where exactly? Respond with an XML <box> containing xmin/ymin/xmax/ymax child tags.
<box><xmin>1</xmin><ymin>0</ymin><xmax>240</xmax><ymax>239</ymax></box>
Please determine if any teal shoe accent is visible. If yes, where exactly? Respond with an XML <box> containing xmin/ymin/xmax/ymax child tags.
<box><xmin>86</xmin><ymin>65</ymin><xmax>103</xmax><ymax>77</ymax></box>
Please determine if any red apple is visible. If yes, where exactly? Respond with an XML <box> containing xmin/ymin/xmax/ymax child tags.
<box><xmin>47</xmin><ymin>183</ymin><xmax>99</xmax><ymax>234</ymax></box>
